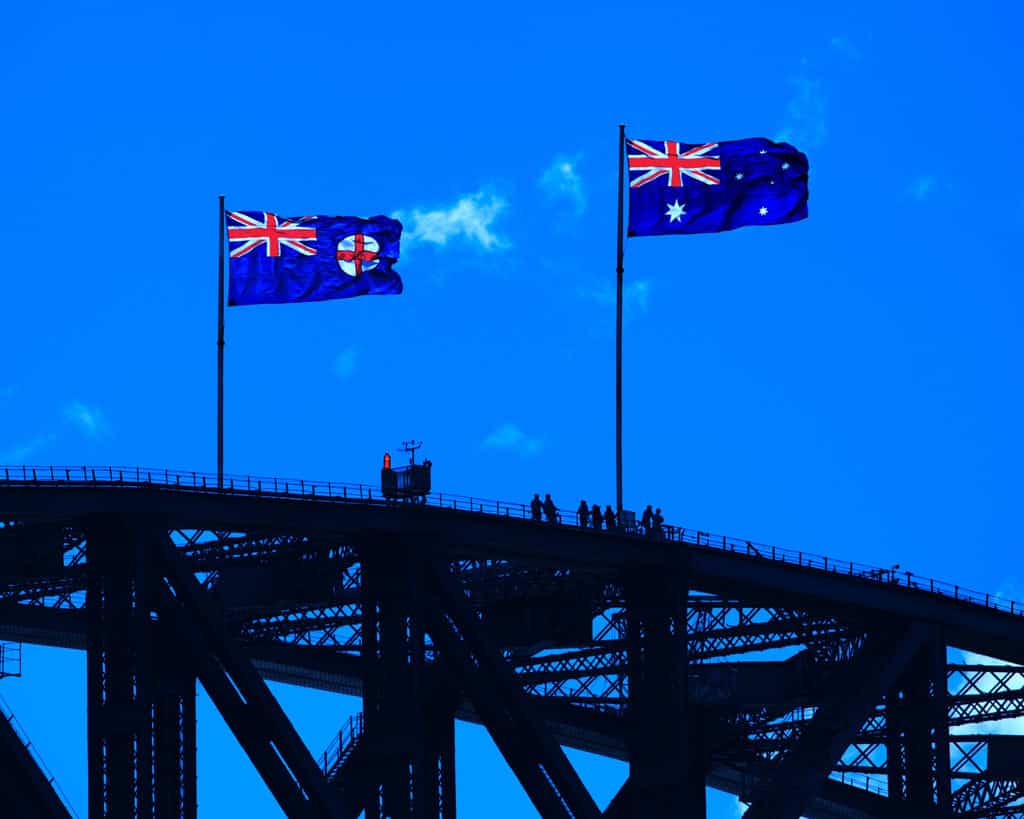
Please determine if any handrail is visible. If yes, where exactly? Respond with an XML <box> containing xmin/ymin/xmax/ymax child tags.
<box><xmin>320</xmin><ymin>711</ymin><xmax>364</xmax><ymax>778</ymax></box>
<box><xmin>1</xmin><ymin>464</ymin><xmax>1021</xmax><ymax>621</ymax></box>
<box><xmin>0</xmin><ymin>692</ymin><xmax>81</xmax><ymax>818</ymax></box>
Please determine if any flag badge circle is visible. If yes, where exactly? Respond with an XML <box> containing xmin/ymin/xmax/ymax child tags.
<box><xmin>336</xmin><ymin>234</ymin><xmax>381</xmax><ymax>277</ymax></box>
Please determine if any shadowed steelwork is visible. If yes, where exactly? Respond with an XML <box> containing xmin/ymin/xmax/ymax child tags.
<box><xmin>0</xmin><ymin>466</ymin><xmax>1023</xmax><ymax>818</ymax></box>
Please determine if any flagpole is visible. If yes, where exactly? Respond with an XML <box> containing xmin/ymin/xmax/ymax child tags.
<box><xmin>615</xmin><ymin>124</ymin><xmax>625</xmax><ymax>519</ymax></box>
<box><xmin>217</xmin><ymin>194</ymin><xmax>225</xmax><ymax>489</ymax></box>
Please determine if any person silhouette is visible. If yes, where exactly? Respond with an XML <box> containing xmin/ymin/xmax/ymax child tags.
<box><xmin>530</xmin><ymin>493</ymin><xmax>542</xmax><ymax>521</ymax></box>
<box><xmin>577</xmin><ymin>499</ymin><xmax>589</xmax><ymax>528</ymax></box>
<box><xmin>652</xmin><ymin>507</ymin><xmax>664</xmax><ymax>537</ymax></box>
<box><xmin>542</xmin><ymin>493</ymin><xmax>558</xmax><ymax>523</ymax></box>
<box><xmin>641</xmin><ymin>504</ymin><xmax>654</xmax><ymax>533</ymax></box>
<box><xmin>591</xmin><ymin>503</ymin><xmax>602</xmax><ymax>529</ymax></box>
<box><xmin>604</xmin><ymin>504</ymin><xmax>617</xmax><ymax>531</ymax></box>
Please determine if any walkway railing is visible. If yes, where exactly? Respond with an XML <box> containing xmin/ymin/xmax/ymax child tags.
<box><xmin>320</xmin><ymin>711</ymin><xmax>364</xmax><ymax>780</ymax></box>
<box><xmin>0</xmin><ymin>691</ymin><xmax>80</xmax><ymax>818</ymax></box>
<box><xmin>1</xmin><ymin>464</ymin><xmax>1021</xmax><ymax>621</ymax></box>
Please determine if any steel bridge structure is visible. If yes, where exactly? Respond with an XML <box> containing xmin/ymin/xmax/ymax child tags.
<box><xmin>0</xmin><ymin>465</ymin><xmax>1023</xmax><ymax>819</ymax></box>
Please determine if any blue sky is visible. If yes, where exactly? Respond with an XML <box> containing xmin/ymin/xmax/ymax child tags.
<box><xmin>2</xmin><ymin>0</ymin><xmax>1022</xmax><ymax>815</ymax></box>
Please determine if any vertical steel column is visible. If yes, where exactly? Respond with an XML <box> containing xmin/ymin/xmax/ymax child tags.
<box><xmin>360</xmin><ymin>551</ymin><xmax>383</xmax><ymax>819</ymax></box>
<box><xmin>153</xmin><ymin>621</ymin><xmax>197</xmax><ymax>819</ymax></box>
<box><xmin>437</xmin><ymin>712</ymin><xmax>456</xmax><ymax>819</ymax></box>
<box><xmin>930</xmin><ymin>641</ymin><xmax>952</xmax><ymax>810</ymax></box>
<box><xmin>905</xmin><ymin>651</ymin><xmax>933</xmax><ymax>808</ymax></box>
<box><xmin>884</xmin><ymin>685</ymin><xmax>906</xmax><ymax>800</ymax></box>
<box><xmin>625</xmin><ymin>567</ymin><xmax>700</xmax><ymax>817</ymax></box>
<box><xmin>422</xmin><ymin>677</ymin><xmax>458</xmax><ymax>819</ymax></box>
<box><xmin>361</xmin><ymin>544</ymin><xmax>429</xmax><ymax>819</ymax></box>
<box><xmin>86</xmin><ymin>545</ymin><xmax>105</xmax><ymax>819</ymax></box>
<box><xmin>885</xmin><ymin>634</ymin><xmax>950</xmax><ymax>811</ymax></box>
<box><xmin>86</xmin><ymin>522</ymin><xmax>154</xmax><ymax>819</ymax></box>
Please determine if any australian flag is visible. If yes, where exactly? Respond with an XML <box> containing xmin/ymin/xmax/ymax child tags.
<box><xmin>626</xmin><ymin>137</ymin><xmax>808</xmax><ymax>236</ymax></box>
<box><xmin>226</xmin><ymin>211</ymin><xmax>403</xmax><ymax>306</ymax></box>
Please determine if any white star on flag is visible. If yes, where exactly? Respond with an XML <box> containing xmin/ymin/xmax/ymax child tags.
<box><xmin>759</xmin><ymin>206</ymin><xmax>768</xmax><ymax>216</ymax></box>
<box><xmin>665</xmin><ymin>200</ymin><xmax>686</xmax><ymax>222</ymax></box>
<box><xmin>735</xmin><ymin>172</ymin><xmax>744</xmax><ymax>180</ymax></box>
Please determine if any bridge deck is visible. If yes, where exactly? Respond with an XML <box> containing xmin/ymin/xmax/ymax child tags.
<box><xmin>1</xmin><ymin>464</ymin><xmax>1021</xmax><ymax>662</ymax></box>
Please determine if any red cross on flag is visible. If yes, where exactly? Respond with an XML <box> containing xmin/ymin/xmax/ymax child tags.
<box><xmin>336</xmin><ymin>234</ymin><xmax>381</xmax><ymax>277</ymax></box>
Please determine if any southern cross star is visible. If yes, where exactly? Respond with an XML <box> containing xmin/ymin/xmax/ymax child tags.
<box><xmin>781</xmin><ymin>162</ymin><xmax>790</xmax><ymax>170</ymax></box>
<box><xmin>735</xmin><ymin>172</ymin><xmax>744</xmax><ymax>180</ymax></box>
<box><xmin>665</xmin><ymin>200</ymin><xmax>686</xmax><ymax>222</ymax></box>
<box><xmin>759</xmin><ymin>206</ymin><xmax>768</xmax><ymax>216</ymax></box>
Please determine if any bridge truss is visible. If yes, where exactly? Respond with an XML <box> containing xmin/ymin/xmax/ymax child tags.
<box><xmin>0</xmin><ymin>467</ymin><xmax>1023</xmax><ymax>818</ymax></box>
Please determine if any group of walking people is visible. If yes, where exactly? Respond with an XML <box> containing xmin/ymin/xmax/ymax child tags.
<box><xmin>639</xmin><ymin>504</ymin><xmax>665</xmax><ymax>536</ymax></box>
<box><xmin>576</xmin><ymin>500</ymin><xmax>619</xmax><ymax>531</ymax></box>
<box><xmin>529</xmin><ymin>493</ymin><xmax>664</xmax><ymax>536</ymax></box>
<box><xmin>530</xmin><ymin>493</ymin><xmax>561</xmax><ymax>523</ymax></box>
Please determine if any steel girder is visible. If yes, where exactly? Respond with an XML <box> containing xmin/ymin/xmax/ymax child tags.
<box><xmin>152</xmin><ymin>534</ymin><xmax>344</xmax><ymax>819</ymax></box>
<box><xmin>4</xmin><ymin>514</ymin><xmax>1024</xmax><ymax>818</ymax></box>
<box><xmin>425</xmin><ymin>559</ymin><xmax>601</xmax><ymax>819</ymax></box>
<box><xmin>744</xmin><ymin>625</ymin><xmax>928</xmax><ymax>819</ymax></box>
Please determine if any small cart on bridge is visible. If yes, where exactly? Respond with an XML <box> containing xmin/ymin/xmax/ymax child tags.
<box><xmin>380</xmin><ymin>440</ymin><xmax>432</xmax><ymax>503</ymax></box>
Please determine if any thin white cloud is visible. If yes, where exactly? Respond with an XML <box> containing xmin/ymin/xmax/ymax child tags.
<box><xmin>482</xmin><ymin>423</ymin><xmax>542</xmax><ymax>457</ymax></box>
<box><xmin>539</xmin><ymin>155</ymin><xmax>585</xmax><ymax>216</ymax></box>
<box><xmin>830</xmin><ymin>35</ymin><xmax>863</xmax><ymax>61</ymax></box>
<box><xmin>1</xmin><ymin>433</ymin><xmax>56</xmax><ymax>464</ymax></box>
<box><xmin>64</xmin><ymin>401</ymin><xmax>108</xmax><ymax>438</ymax></box>
<box><xmin>907</xmin><ymin>175</ymin><xmax>938</xmax><ymax>201</ymax></box>
<box><xmin>775</xmin><ymin>71</ymin><xmax>827</xmax><ymax>150</ymax></box>
<box><xmin>334</xmin><ymin>347</ymin><xmax>357</xmax><ymax>380</ymax></box>
<box><xmin>396</xmin><ymin>191</ymin><xmax>508</xmax><ymax>251</ymax></box>
<box><xmin>579</xmin><ymin>280</ymin><xmax>650</xmax><ymax>319</ymax></box>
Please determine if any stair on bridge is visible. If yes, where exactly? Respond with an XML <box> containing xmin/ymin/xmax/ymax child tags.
<box><xmin>320</xmin><ymin>712</ymin><xmax>373</xmax><ymax>819</ymax></box>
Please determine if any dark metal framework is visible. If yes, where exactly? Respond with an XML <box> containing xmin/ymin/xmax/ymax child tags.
<box><xmin>1</xmin><ymin>469</ymin><xmax>1023</xmax><ymax>818</ymax></box>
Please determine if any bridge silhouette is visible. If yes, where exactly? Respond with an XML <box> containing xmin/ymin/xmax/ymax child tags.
<box><xmin>1</xmin><ymin>464</ymin><xmax>1022</xmax><ymax>818</ymax></box>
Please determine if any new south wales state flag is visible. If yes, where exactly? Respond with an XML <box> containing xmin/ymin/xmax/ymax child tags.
<box><xmin>626</xmin><ymin>136</ymin><xmax>809</xmax><ymax>236</ymax></box>
<box><xmin>226</xmin><ymin>211</ymin><xmax>403</xmax><ymax>306</ymax></box>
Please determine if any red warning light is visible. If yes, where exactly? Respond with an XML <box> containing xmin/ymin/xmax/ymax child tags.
<box><xmin>383</xmin><ymin>452</ymin><xmax>392</xmax><ymax>470</ymax></box>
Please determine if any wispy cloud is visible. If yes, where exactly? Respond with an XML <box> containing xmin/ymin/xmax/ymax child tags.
<box><xmin>64</xmin><ymin>401</ymin><xmax>108</xmax><ymax>438</ymax></box>
<box><xmin>579</xmin><ymin>280</ymin><xmax>650</xmax><ymax>319</ymax></box>
<box><xmin>1</xmin><ymin>433</ymin><xmax>56</xmax><ymax>464</ymax></box>
<box><xmin>482</xmin><ymin>423</ymin><xmax>542</xmax><ymax>457</ymax></box>
<box><xmin>830</xmin><ymin>35</ymin><xmax>863</xmax><ymax>61</ymax></box>
<box><xmin>907</xmin><ymin>175</ymin><xmax>938</xmax><ymax>201</ymax></box>
<box><xmin>396</xmin><ymin>191</ymin><xmax>508</xmax><ymax>251</ymax></box>
<box><xmin>539</xmin><ymin>155</ymin><xmax>585</xmax><ymax>216</ymax></box>
<box><xmin>334</xmin><ymin>347</ymin><xmax>357</xmax><ymax>380</ymax></box>
<box><xmin>775</xmin><ymin>70</ymin><xmax>827</xmax><ymax>150</ymax></box>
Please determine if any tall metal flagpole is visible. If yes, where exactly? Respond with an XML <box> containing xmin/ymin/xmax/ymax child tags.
<box><xmin>615</xmin><ymin>124</ymin><xmax>625</xmax><ymax>518</ymax></box>
<box><xmin>217</xmin><ymin>195</ymin><xmax>225</xmax><ymax>489</ymax></box>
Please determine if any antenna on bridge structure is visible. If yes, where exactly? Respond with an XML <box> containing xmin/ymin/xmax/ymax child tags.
<box><xmin>401</xmin><ymin>439</ymin><xmax>423</xmax><ymax>465</ymax></box>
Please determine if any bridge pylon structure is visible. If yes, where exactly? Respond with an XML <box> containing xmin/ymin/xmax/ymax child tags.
<box><xmin>1</xmin><ymin>465</ymin><xmax>1023</xmax><ymax>818</ymax></box>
